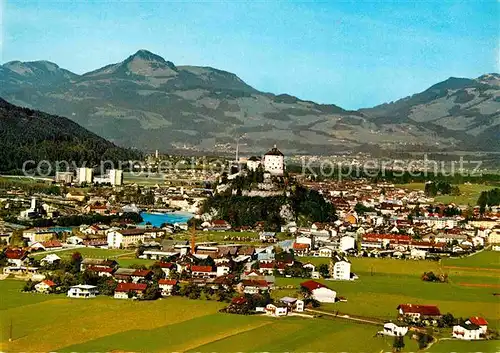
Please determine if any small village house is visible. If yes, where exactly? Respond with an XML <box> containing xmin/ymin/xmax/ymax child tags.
<box><xmin>114</xmin><ymin>282</ymin><xmax>148</xmax><ymax>299</ymax></box>
<box><xmin>67</xmin><ymin>285</ymin><xmax>98</xmax><ymax>298</ymax></box>
<box><xmin>397</xmin><ymin>304</ymin><xmax>441</xmax><ymax>322</ymax></box>
<box><xmin>158</xmin><ymin>279</ymin><xmax>178</xmax><ymax>296</ymax></box>
<box><xmin>35</xmin><ymin>280</ymin><xmax>56</xmax><ymax>293</ymax></box>
<box><xmin>453</xmin><ymin>323</ymin><xmax>483</xmax><ymax>340</ymax></box>
<box><xmin>380</xmin><ymin>323</ymin><xmax>409</xmax><ymax>337</ymax></box>
<box><xmin>329</xmin><ymin>255</ymin><xmax>352</xmax><ymax>280</ymax></box>
<box><xmin>300</xmin><ymin>280</ymin><xmax>337</xmax><ymax>303</ymax></box>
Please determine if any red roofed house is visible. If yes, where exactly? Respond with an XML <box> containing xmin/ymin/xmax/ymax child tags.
<box><xmin>293</xmin><ymin>242</ymin><xmax>310</xmax><ymax>257</ymax></box>
<box><xmin>114</xmin><ymin>282</ymin><xmax>148</xmax><ymax>299</ymax></box>
<box><xmin>467</xmin><ymin>317</ymin><xmax>488</xmax><ymax>334</ymax></box>
<box><xmin>4</xmin><ymin>249</ymin><xmax>28</xmax><ymax>267</ymax></box>
<box><xmin>211</xmin><ymin>220</ymin><xmax>232</xmax><ymax>231</ymax></box>
<box><xmin>156</xmin><ymin>262</ymin><xmax>175</xmax><ymax>277</ymax></box>
<box><xmin>131</xmin><ymin>269</ymin><xmax>153</xmax><ymax>282</ymax></box>
<box><xmin>258</xmin><ymin>261</ymin><xmax>275</xmax><ymax>275</ymax></box>
<box><xmin>190</xmin><ymin>265</ymin><xmax>216</xmax><ymax>279</ymax></box>
<box><xmin>158</xmin><ymin>279</ymin><xmax>178</xmax><ymax>296</ymax></box>
<box><xmin>41</xmin><ymin>240</ymin><xmax>63</xmax><ymax>250</ymax></box>
<box><xmin>397</xmin><ymin>304</ymin><xmax>442</xmax><ymax>322</ymax></box>
<box><xmin>86</xmin><ymin>265</ymin><xmax>115</xmax><ymax>277</ymax></box>
<box><xmin>35</xmin><ymin>279</ymin><xmax>56</xmax><ymax>293</ymax></box>
<box><xmin>452</xmin><ymin>323</ymin><xmax>483</xmax><ymax>340</ymax></box>
<box><xmin>300</xmin><ymin>280</ymin><xmax>336</xmax><ymax>303</ymax></box>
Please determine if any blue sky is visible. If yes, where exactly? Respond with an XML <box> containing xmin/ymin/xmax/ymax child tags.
<box><xmin>1</xmin><ymin>0</ymin><xmax>498</xmax><ymax>109</ymax></box>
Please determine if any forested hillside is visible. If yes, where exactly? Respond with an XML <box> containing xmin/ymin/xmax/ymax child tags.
<box><xmin>0</xmin><ymin>98</ymin><xmax>141</xmax><ymax>173</ymax></box>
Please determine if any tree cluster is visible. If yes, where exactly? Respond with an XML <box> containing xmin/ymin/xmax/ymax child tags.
<box><xmin>477</xmin><ymin>188</ymin><xmax>500</xmax><ymax>214</ymax></box>
<box><xmin>421</xmin><ymin>271</ymin><xmax>448</xmax><ymax>283</ymax></box>
<box><xmin>0</xmin><ymin>98</ymin><xmax>141</xmax><ymax>173</ymax></box>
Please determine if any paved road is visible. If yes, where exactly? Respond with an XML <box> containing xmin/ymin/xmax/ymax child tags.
<box><xmin>305</xmin><ymin>308</ymin><xmax>384</xmax><ymax>326</ymax></box>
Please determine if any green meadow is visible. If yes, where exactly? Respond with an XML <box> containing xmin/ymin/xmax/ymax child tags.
<box><xmin>395</xmin><ymin>182</ymin><xmax>495</xmax><ymax>205</ymax></box>
<box><xmin>1</xmin><ymin>251</ymin><xmax>498</xmax><ymax>352</ymax></box>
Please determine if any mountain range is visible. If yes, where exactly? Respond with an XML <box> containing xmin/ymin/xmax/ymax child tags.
<box><xmin>1</xmin><ymin>50</ymin><xmax>499</xmax><ymax>154</ymax></box>
<box><xmin>0</xmin><ymin>98</ymin><xmax>140</xmax><ymax>173</ymax></box>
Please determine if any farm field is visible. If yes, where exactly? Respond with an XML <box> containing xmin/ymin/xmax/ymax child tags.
<box><xmin>1</xmin><ymin>251</ymin><xmax>498</xmax><ymax>352</ymax></box>
<box><xmin>288</xmin><ymin>252</ymin><xmax>500</xmax><ymax>326</ymax></box>
<box><xmin>395</xmin><ymin>182</ymin><xmax>495</xmax><ymax>205</ymax></box>
<box><xmin>427</xmin><ymin>339</ymin><xmax>499</xmax><ymax>353</ymax></box>
<box><xmin>32</xmin><ymin>247</ymin><xmax>155</xmax><ymax>267</ymax></box>
<box><xmin>63</xmin><ymin>315</ymin><xmax>419</xmax><ymax>353</ymax></box>
<box><xmin>442</xmin><ymin>250</ymin><xmax>500</xmax><ymax>269</ymax></box>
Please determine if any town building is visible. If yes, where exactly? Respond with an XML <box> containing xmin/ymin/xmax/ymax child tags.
<box><xmin>67</xmin><ymin>285</ymin><xmax>98</xmax><ymax>298</ymax></box>
<box><xmin>158</xmin><ymin>279</ymin><xmax>178</xmax><ymax>296</ymax></box>
<box><xmin>55</xmin><ymin>171</ymin><xmax>74</xmax><ymax>184</ymax></box>
<box><xmin>329</xmin><ymin>255</ymin><xmax>351</xmax><ymax>280</ymax></box>
<box><xmin>397</xmin><ymin>304</ymin><xmax>441</xmax><ymax>322</ymax></box>
<box><xmin>114</xmin><ymin>282</ymin><xmax>148</xmax><ymax>299</ymax></box>
<box><xmin>77</xmin><ymin>167</ymin><xmax>93</xmax><ymax>184</ymax></box>
<box><xmin>263</xmin><ymin>145</ymin><xmax>284</xmax><ymax>176</ymax></box>
<box><xmin>300</xmin><ymin>280</ymin><xmax>336</xmax><ymax>303</ymax></box>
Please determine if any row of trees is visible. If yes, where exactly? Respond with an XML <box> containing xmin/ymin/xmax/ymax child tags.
<box><xmin>0</xmin><ymin>98</ymin><xmax>141</xmax><ymax>173</ymax></box>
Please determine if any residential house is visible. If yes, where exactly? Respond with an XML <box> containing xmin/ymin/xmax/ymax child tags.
<box><xmin>5</xmin><ymin>249</ymin><xmax>28</xmax><ymax>267</ymax></box>
<box><xmin>265</xmin><ymin>304</ymin><xmax>288</xmax><ymax>317</ymax></box>
<box><xmin>66</xmin><ymin>235</ymin><xmax>84</xmax><ymax>245</ymax></box>
<box><xmin>83</xmin><ymin>204</ymin><xmax>108</xmax><ymax>215</ymax></box>
<box><xmin>339</xmin><ymin>236</ymin><xmax>356</xmax><ymax>252</ymax></box>
<box><xmin>380</xmin><ymin>323</ymin><xmax>409</xmax><ymax>337</ymax></box>
<box><xmin>80</xmin><ymin>258</ymin><xmax>118</xmax><ymax>272</ymax></box>
<box><xmin>107</xmin><ymin>228</ymin><xmax>149</xmax><ymax>248</ymax></box>
<box><xmin>158</xmin><ymin>279</ymin><xmax>178</xmax><ymax>296</ymax></box>
<box><xmin>318</xmin><ymin>246</ymin><xmax>335</xmax><ymax>258</ymax></box>
<box><xmin>210</xmin><ymin>220</ymin><xmax>232</xmax><ymax>231</ymax></box>
<box><xmin>86</xmin><ymin>265</ymin><xmax>115</xmax><ymax>277</ymax></box>
<box><xmin>40</xmin><ymin>254</ymin><xmax>61</xmax><ymax>266</ymax></box>
<box><xmin>259</xmin><ymin>232</ymin><xmax>277</xmax><ymax>242</ymax></box>
<box><xmin>279</xmin><ymin>297</ymin><xmax>304</xmax><ymax>313</ymax></box>
<box><xmin>397</xmin><ymin>304</ymin><xmax>441</xmax><ymax>322</ymax></box>
<box><xmin>300</xmin><ymin>280</ymin><xmax>336</xmax><ymax>303</ymax></box>
<box><xmin>35</xmin><ymin>280</ymin><xmax>56</xmax><ymax>293</ymax></box>
<box><xmin>329</xmin><ymin>255</ymin><xmax>352</xmax><ymax>280</ymax></box>
<box><xmin>453</xmin><ymin>324</ymin><xmax>483</xmax><ymax>340</ymax></box>
<box><xmin>67</xmin><ymin>284</ymin><xmax>98</xmax><ymax>298</ymax></box>
<box><xmin>41</xmin><ymin>240</ymin><xmax>63</xmax><ymax>250</ymax></box>
<box><xmin>114</xmin><ymin>282</ymin><xmax>148</xmax><ymax>299</ymax></box>
<box><xmin>240</xmin><ymin>279</ymin><xmax>270</xmax><ymax>294</ymax></box>
<box><xmin>467</xmin><ymin>317</ymin><xmax>488</xmax><ymax>334</ymax></box>
<box><xmin>190</xmin><ymin>265</ymin><xmax>217</xmax><ymax>279</ymax></box>
<box><xmin>156</xmin><ymin>262</ymin><xmax>175</xmax><ymax>277</ymax></box>
<box><xmin>22</xmin><ymin>228</ymin><xmax>56</xmax><ymax>243</ymax></box>
<box><xmin>293</xmin><ymin>242</ymin><xmax>310</xmax><ymax>256</ymax></box>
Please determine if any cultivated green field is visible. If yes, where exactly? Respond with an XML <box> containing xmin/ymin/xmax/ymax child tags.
<box><xmin>395</xmin><ymin>182</ymin><xmax>495</xmax><ymax>205</ymax></box>
<box><xmin>442</xmin><ymin>250</ymin><xmax>500</xmax><ymax>269</ymax></box>
<box><xmin>32</xmin><ymin>247</ymin><xmax>157</xmax><ymax>267</ymax></box>
<box><xmin>427</xmin><ymin>339</ymin><xmax>499</xmax><ymax>353</ymax></box>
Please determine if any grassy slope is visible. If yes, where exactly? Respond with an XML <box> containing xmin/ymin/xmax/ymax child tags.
<box><xmin>395</xmin><ymin>183</ymin><xmax>495</xmax><ymax>205</ymax></box>
<box><xmin>62</xmin><ymin>314</ymin><xmax>416</xmax><ymax>353</ymax></box>
<box><xmin>1</xmin><ymin>251</ymin><xmax>498</xmax><ymax>352</ymax></box>
<box><xmin>0</xmin><ymin>283</ymin><xmax>224</xmax><ymax>352</ymax></box>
